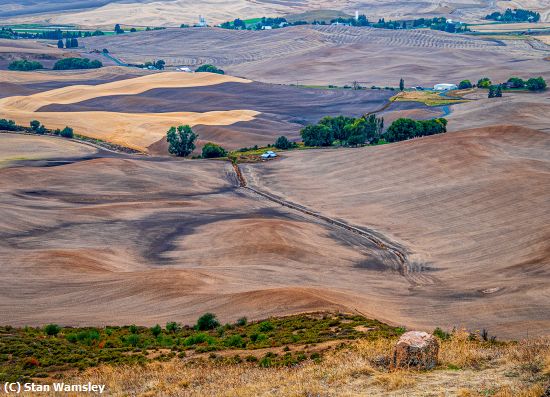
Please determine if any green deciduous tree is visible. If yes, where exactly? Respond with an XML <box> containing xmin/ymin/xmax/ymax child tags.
<box><xmin>300</xmin><ymin>124</ymin><xmax>333</xmax><ymax>146</ymax></box>
<box><xmin>60</xmin><ymin>126</ymin><xmax>74</xmax><ymax>138</ymax></box>
<box><xmin>196</xmin><ymin>313</ymin><xmax>220</xmax><ymax>331</ymax></box>
<box><xmin>44</xmin><ymin>324</ymin><xmax>61</xmax><ymax>336</ymax></box>
<box><xmin>526</xmin><ymin>77</ymin><xmax>547</xmax><ymax>91</ymax></box>
<box><xmin>319</xmin><ymin>115</ymin><xmax>355</xmax><ymax>141</ymax></box>
<box><xmin>458</xmin><ymin>80</ymin><xmax>472</xmax><ymax>89</ymax></box>
<box><xmin>167</xmin><ymin>125</ymin><xmax>197</xmax><ymax>156</ymax></box>
<box><xmin>274</xmin><ymin>135</ymin><xmax>294</xmax><ymax>149</ymax></box>
<box><xmin>150</xmin><ymin>324</ymin><xmax>162</xmax><ymax>337</ymax></box>
<box><xmin>195</xmin><ymin>64</ymin><xmax>224</xmax><ymax>74</ymax></box>
<box><xmin>507</xmin><ymin>77</ymin><xmax>524</xmax><ymax>88</ymax></box>
<box><xmin>8</xmin><ymin>60</ymin><xmax>43</xmax><ymax>71</ymax></box>
<box><xmin>477</xmin><ymin>77</ymin><xmax>492</xmax><ymax>88</ymax></box>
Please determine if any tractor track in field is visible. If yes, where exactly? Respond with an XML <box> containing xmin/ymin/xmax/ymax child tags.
<box><xmin>231</xmin><ymin>161</ymin><xmax>418</xmax><ymax>283</ymax></box>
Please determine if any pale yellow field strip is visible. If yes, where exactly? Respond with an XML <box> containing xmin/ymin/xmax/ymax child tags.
<box><xmin>2</xmin><ymin>71</ymin><xmax>252</xmax><ymax>112</ymax></box>
<box><xmin>0</xmin><ymin>72</ymin><xmax>258</xmax><ymax>151</ymax></box>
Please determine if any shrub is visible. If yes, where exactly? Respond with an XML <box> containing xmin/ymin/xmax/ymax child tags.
<box><xmin>274</xmin><ymin>136</ymin><xmax>293</xmax><ymax>150</ymax></box>
<box><xmin>458</xmin><ymin>80</ymin><xmax>472</xmax><ymax>89</ymax></box>
<box><xmin>184</xmin><ymin>333</ymin><xmax>213</xmax><ymax>346</ymax></box>
<box><xmin>8</xmin><ymin>60</ymin><xmax>43</xmax><ymax>71</ymax></box>
<box><xmin>151</xmin><ymin>324</ymin><xmax>162</xmax><ymax>337</ymax></box>
<box><xmin>196</xmin><ymin>313</ymin><xmax>220</xmax><ymax>331</ymax></box>
<box><xmin>236</xmin><ymin>317</ymin><xmax>248</xmax><ymax>326</ymax></box>
<box><xmin>195</xmin><ymin>64</ymin><xmax>224</xmax><ymax>74</ymax></box>
<box><xmin>126</xmin><ymin>334</ymin><xmax>140</xmax><ymax>347</ymax></box>
<box><xmin>224</xmin><ymin>335</ymin><xmax>244</xmax><ymax>347</ymax></box>
<box><xmin>129</xmin><ymin>324</ymin><xmax>138</xmax><ymax>334</ymax></box>
<box><xmin>507</xmin><ymin>77</ymin><xmax>525</xmax><ymax>88</ymax></box>
<box><xmin>166</xmin><ymin>322</ymin><xmax>181</xmax><ymax>333</ymax></box>
<box><xmin>53</xmin><ymin>58</ymin><xmax>102</xmax><ymax>70</ymax></box>
<box><xmin>60</xmin><ymin>126</ymin><xmax>73</xmax><ymax>138</ymax></box>
<box><xmin>201</xmin><ymin>142</ymin><xmax>227</xmax><ymax>158</ymax></box>
<box><xmin>29</xmin><ymin>120</ymin><xmax>47</xmax><ymax>135</ymax></box>
<box><xmin>258</xmin><ymin>321</ymin><xmax>274</xmax><ymax>332</ymax></box>
<box><xmin>23</xmin><ymin>357</ymin><xmax>40</xmax><ymax>369</ymax></box>
<box><xmin>44</xmin><ymin>324</ymin><xmax>61</xmax><ymax>336</ymax></box>
<box><xmin>526</xmin><ymin>77</ymin><xmax>547</xmax><ymax>91</ymax></box>
<box><xmin>477</xmin><ymin>77</ymin><xmax>491</xmax><ymax>88</ymax></box>
<box><xmin>433</xmin><ymin>327</ymin><xmax>451</xmax><ymax>340</ymax></box>
<box><xmin>167</xmin><ymin>125</ymin><xmax>197</xmax><ymax>157</ymax></box>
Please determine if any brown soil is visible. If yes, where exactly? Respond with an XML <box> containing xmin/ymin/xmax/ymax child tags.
<box><xmin>80</xmin><ymin>26</ymin><xmax>550</xmax><ymax>86</ymax></box>
<box><xmin>241</xmin><ymin>125</ymin><xmax>550</xmax><ymax>338</ymax></box>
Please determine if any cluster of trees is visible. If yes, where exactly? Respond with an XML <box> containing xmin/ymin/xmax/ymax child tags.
<box><xmin>196</xmin><ymin>64</ymin><xmax>224</xmax><ymax>74</ymax></box>
<box><xmin>166</xmin><ymin>125</ymin><xmax>228</xmax><ymax>158</ymax></box>
<box><xmin>384</xmin><ymin>118</ymin><xmax>447</xmax><ymax>142</ymax></box>
<box><xmin>372</xmin><ymin>17</ymin><xmax>469</xmax><ymax>33</ymax></box>
<box><xmin>475</xmin><ymin>76</ymin><xmax>546</xmax><ymax>92</ymax></box>
<box><xmin>0</xmin><ymin>27</ymin><xmax>15</xmax><ymax>39</ymax></box>
<box><xmin>485</xmin><ymin>8</ymin><xmax>540</xmax><ymax>22</ymax></box>
<box><xmin>219</xmin><ymin>14</ymin><xmax>468</xmax><ymax>33</ymax></box>
<box><xmin>330</xmin><ymin>15</ymin><xmax>369</xmax><ymax>26</ymax></box>
<box><xmin>301</xmin><ymin>114</ymin><xmax>385</xmax><ymax>147</ymax></box>
<box><xmin>0</xmin><ymin>118</ymin><xmax>73</xmax><ymax>138</ymax></box>
<box><xmin>144</xmin><ymin>60</ymin><xmax>165</xmax><ymax>70</ymax></box>
<box><xmin>57</xmin><ymin>38</ymin><xmax>78</xmax><ymax>48</ymax></box>
<box><xmin>220</xmin><ymin>16</ymin><xmax>306</xmax><ymax>30</ymax></box>
<box><xmin>53</xmin><ymin>58</ymin><xmax>102</xmax><ymax>70</ymax></box>
<box><xmin>8</xmin><ymin>60</ymin><xmax>43</xmax><ymax>71</ymax></box>
<box><xmin>274</xmin><ymin>136</ymin><xmax>297</xmax><ymax>150</ymax></box>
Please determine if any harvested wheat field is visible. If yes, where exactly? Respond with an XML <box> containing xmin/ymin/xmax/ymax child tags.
<box><xmin>80</xmin><ymin>26</ymin><xmax>550</xmax><ymax>86</ymax></box>
<box><xmin>2</xmin><ymin>0</ymin><xmax>549</xmax><ymax>27</ymax></box>
<box><xmin>0</xmin><ymin>139</ymin><xmax>409</xmax><ymax>327</ymax></box>
<box><xmin>241</xmin><ymin>125</ymin><xmax>550</xmax><ymax>338</ymax></box>
<box><xmin>0</xmin><ymin>38</ymin><xmax>72</xmax><ymax>69</ymax></box>
<box><xmin>448</xmin><ymin>91</ymin><xmax>550</xmax><ymax>132</ymax></box>
<box><xmin>0</xmin><ymin>71</ymin><xmax>260</xmax><ymax>151</ymax></box>
<box><xmin>1</xmin><ymin>69</ymin><xmax>435</xmax><ymax>152</ymax></box>
<box><xmin>37</xmin><ymin>80</ymin><xmax>427</xmax><ymax>152</ymax></box>
<box><xmin>0</xmin><ymin>133</ymin><xmax>98</xmax><ymax>167</ymax></box>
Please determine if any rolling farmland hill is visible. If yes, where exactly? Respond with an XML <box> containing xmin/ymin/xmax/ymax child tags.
<box><xmin>241</xmin><ymin>125</ymin><xmax>550</xmax><ymax>338</ymax></box>
<box><xmin>0</xmin><ymin>0</ymin><xmax>548</xmax><ymax>26</ymax></box>
<box><xmin>80</xmin><ymin>25</ymin><xmax>550</xmax><ymax>86</ymax></box>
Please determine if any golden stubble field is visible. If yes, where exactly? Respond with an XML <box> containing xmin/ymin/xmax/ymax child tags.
<box><xmin>0</xmin><ymin>71</ymin><xmax>259</xmax><ymax>151</ymax></box>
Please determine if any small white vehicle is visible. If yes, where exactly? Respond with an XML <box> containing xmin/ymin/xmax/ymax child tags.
<box><xmin>261</xmin><ymin>150</ymin><xmax>277</xmax><ymax>159</ymax></box>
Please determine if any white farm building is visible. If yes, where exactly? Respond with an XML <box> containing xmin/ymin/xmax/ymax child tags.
<box><xmin>434</xmin><ymin>83</ymin><xmax>458</xmax><ymax>91</ymax></box>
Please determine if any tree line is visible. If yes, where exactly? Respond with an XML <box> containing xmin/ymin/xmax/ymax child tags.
<box><xmin>218</xmin><ymin>14</ymin><xmax>469</xmax><ymax>33</ymax></box>
<box><xmin>485</xmin><ymin>8</ymin><xmax>540</xmax><ymax>23</ymax></box>
<box><xmin>0</xmin><ymin>119</ymin><xmax>73</xmax><ymax>138</ymax></box>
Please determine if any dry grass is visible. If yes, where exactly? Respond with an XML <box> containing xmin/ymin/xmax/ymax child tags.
<box><xmin>391</xmin><ymin>90</ymin><xmax>466</xmax><ymax>106</ymax></box>
<box><xmin>45</xmin><ymin>334</ymin><xmax>549</xmax><ymax>397</ymax></box>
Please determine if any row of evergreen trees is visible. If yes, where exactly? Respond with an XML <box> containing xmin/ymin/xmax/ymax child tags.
<box><xmin>57</xmin><ymin>38</ymin><xmax>79</xmax><ymax>48</ymax></box>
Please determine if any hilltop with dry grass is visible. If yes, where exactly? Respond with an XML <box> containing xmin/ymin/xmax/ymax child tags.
<box><xmin>60</xmin><ymin>331</ymin><xmax>550</xmax><ymax>396</ymax></box>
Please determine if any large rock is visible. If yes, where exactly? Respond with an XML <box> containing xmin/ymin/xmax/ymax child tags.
<box><xmin>392</xmin><ymin>331</ymin><xmax>439</xmax><ymax>370</ymax></box>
